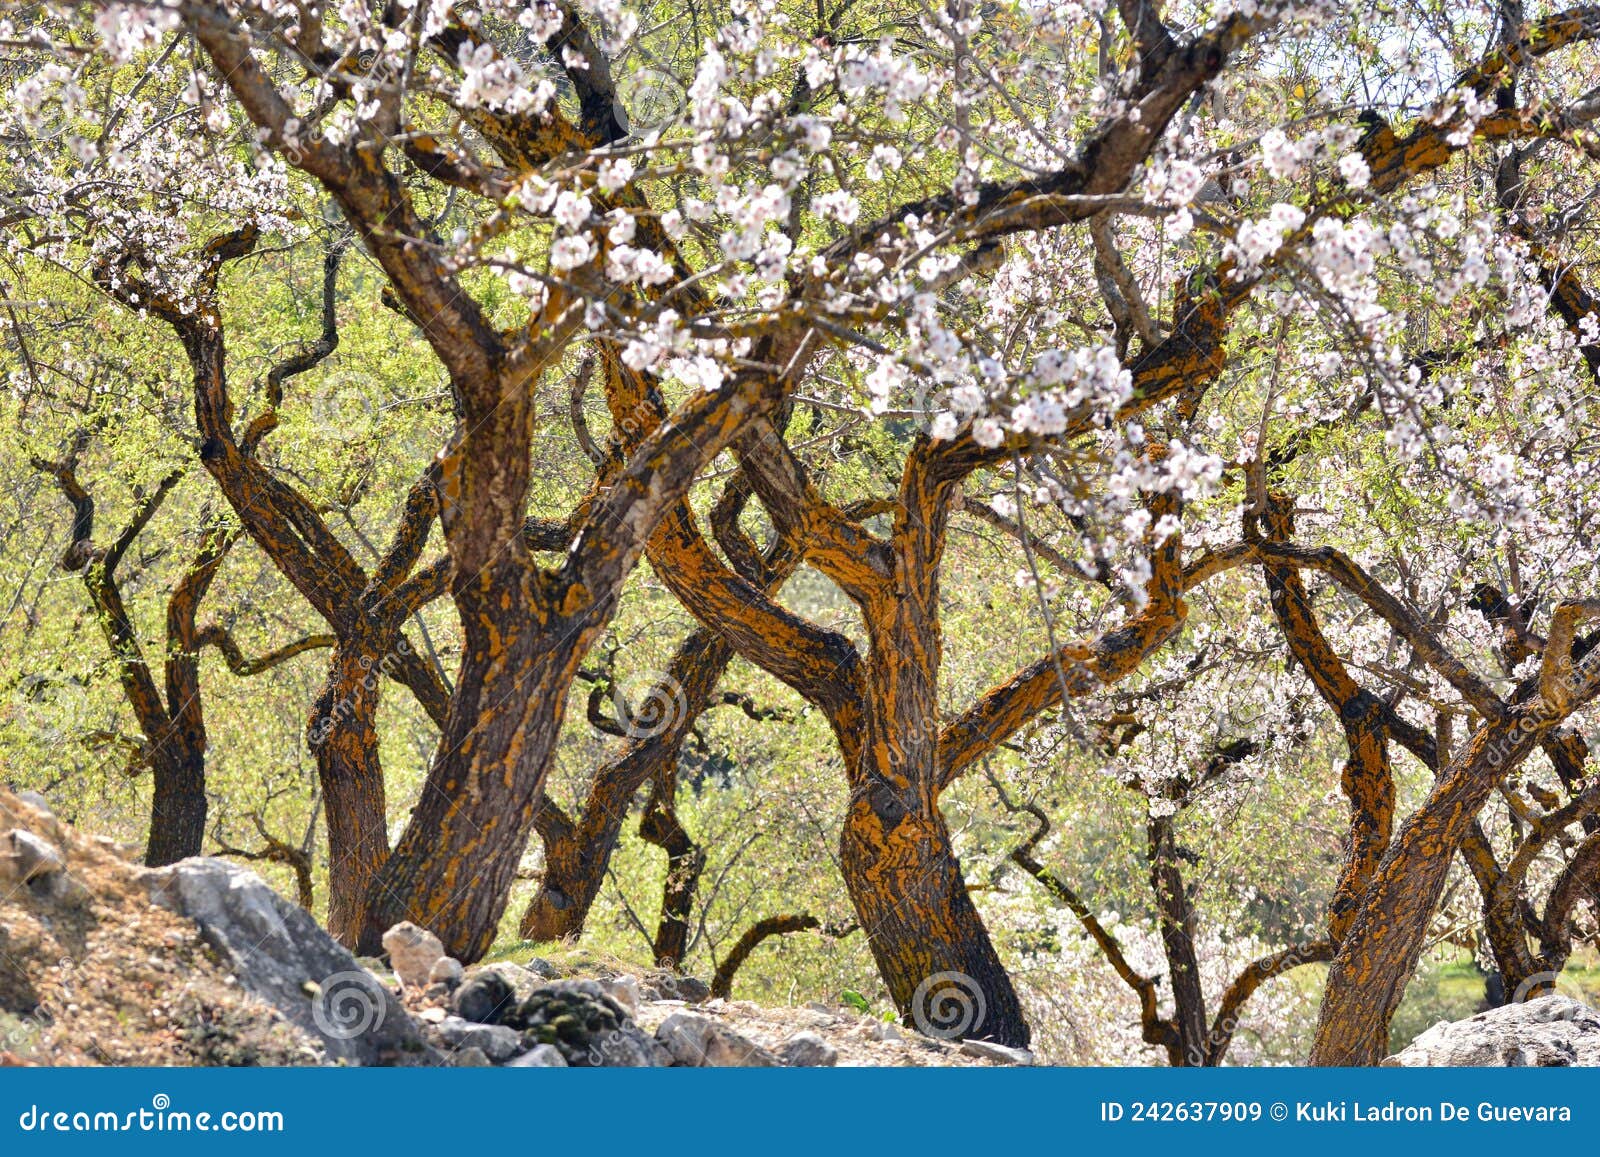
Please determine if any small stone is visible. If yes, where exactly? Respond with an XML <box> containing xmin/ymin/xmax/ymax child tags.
<box><xmin>428</xmin><ymin>957</ymin><xmax>464</xmax><ymax>990</ymax></box>
<box><xmin>16</xmin><ymin>791</ymin><xmax>52</xmax><ymax>815</ymax></box>
<box><xmin>504</xmin><ymin>1043</ymin><xmax>568</xmax><ymax>1068</ymax></box>
<box><xmin>960</xmin><ymin>1039</ymin><xmax>1034</xmax><ymax>1065</ymax></box>
<box><xmin>433</xmin><ymin>1015</ymin><xmax>523</xmax><ymax>1062</ymax></box>
<box><xmin>655</xmin><ymin>1012</ymin><xmax>777</xmax><ymax>1067</ymax></box>
<box><xmin>452</xmin><ymin>970</ymin><xmax>516</xmax><ymax>1025</ymax></box>
<box><xmin>418</xmin><ymin>1007</ymin><xmax>447</xmax><ymax>1024</ymax></box>
<box><xmin>381</xmin><ymin>922</ymin><xmax>445</xmax><ymax>991</ymax></box>
<box><xmin>641</xmin><ymin>972</ymin><xmax>712</xmax><ymax>1004</ymax></box>
<box><xmin>524</xmin><ymin>958</ymin><xmax>560</xmax><ymax>979</ymax></box>
<box><xmin>0</xmin><ymin>829</ymin><xmax>65</xmax><ymax>885</ymax></box>
<box><xmin>866</xmin><ymin>1020</ymin><xmax>903</xmax><ymax>1043</ymax></box>
<box><xmin>674</xmin><ymin>976</ymin><xmax>711</xmax><ymax>1003</ymax></box>
<box><xmin>599</xmin><ymin>976</ymin><xmax>641</xmax><ymax>1016</ymax></box>
<box><xmin>779</xmin><ymin>1032</ymin><xmax>837</xmax><ymax>1067</ymax></box>
<box><xmin>451</xmin><ymin>1046</ymin><xmax>492</xmax><ymax>1067</ymax></box>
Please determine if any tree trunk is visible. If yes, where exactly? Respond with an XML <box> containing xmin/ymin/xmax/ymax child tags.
<box><xmin>1148</xmin><ymin>815</ymin><xmax>1208</xmax><ymax>1064</ymax></box>
<box><xmin>521</xmin><ymin>789</ymin><xmax>637</xmax><ymax>943</ymax></box>
<box><xmin>359</xmin><ymin>570</ymin><xmax>585</xmax><ymax>959</ymax></box>
<box><xmin>1310</xmin><ymin>715</ymin><xmax>1542</xmax><ymax>1064</ymax></box>
<box><xmin>640</xmin><ymin>786</ymin><xmax>704</xmax><ymax>968</ymax></box>
<box><xmin>521</xmin><ymin>627</ymin><xmax>742</xmax><ymax>942</ymax></box>
<box><xmin>309</xmin><ymin>636</ymin><xmax>393</xmax><ymax>946</ymax></box>
<box><xmin>143</xmin><ymin>742</ymin><xmax>208</xmax><ymax>866</ymax></box>
<box><xmin>840</xmin><ymin>789</ymin><xmax>1030</xmax><ymax>1046</ymax></box>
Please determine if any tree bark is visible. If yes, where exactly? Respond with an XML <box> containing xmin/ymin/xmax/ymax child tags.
<box><xmin>309</xmin><ymin>634</ymin><xmax>395</xmax><ymax>945</ymax></box>
<box><xmin>1148</xmin><ymin>814</ymin><xmax>1208</xmax><ymax>1064</ymax></box>
<box><xmin>358</xmin><ymin>575</ymin><xmax>587</xmax><ymax>958</ymax></box>
<box><xmin>1310</xmin><ymin>715</ymin><xmax>1543</xmax><ymax>1064</ymax></box>
<box><xmin>521</xmin><ymin>795</ymin><xmax>628</xmax><ymax>943</ymax></box>
<box><xmin>640</xmin><ymin>784</ymin><xmax>704</xmax><ymax>968</ymax></box>
<box><xmin>142</xmin><ymin>742</ymin><xmax>209</xmax><ymax>867</ymax></box>
<box><xmin>840</xmin><ymin>789</ymin><xmax>1030</xmax><ymax>1046</ymax></box>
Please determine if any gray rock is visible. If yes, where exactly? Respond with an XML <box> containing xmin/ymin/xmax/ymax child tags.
<box><xmin>15</xmin><ymin>790</ymin><xmax>52</xmax><ymax>815</ymax></box>
<box><xmin>453</xmin><ymin>969</ymin><xmax>518</xmax><ymax>1025</ymax></box>
<box><xmin>513</xmin><ymin>979</ymin><xmax>662</xmax><ymax>1066</ymax></box>
<box><xmin>433</xmin><ymin>1015</ymin><xmax>523</xmax><ymax>1062</ymax></box>
<box><xmin>961</xmin><ymin>1039</ymin><xmax>1034</xmax><ymax>1065</ymax></box>
<box><xmin>143</xmin><ymin>857</ymin><xmax>436</xmax><ymax>1066</ymax></box>
<box><xmin>674</xmin><ymin>976</ymin><xmax>711</xmax><ymax>1003</ymax></box>
<box><xmin>1385</xmin><ymin>996</ymin><xmax>1600</xmax><ymax>1066</ymax></box>
<box><xmin>0</xmin><ymin>828</ymin><xmax>65</xmax><ymax>885</ymax></box>
<box><xmin>778</xmin><ymin>1031</ymin><xmax>838</xmax><ymax>1067</ymax></box>
<box><xmin>866</xmin><ymin>1020</ymin><xmax>903</xmax><ymax>1042</ymax></box>
<box><xmin>451</xmin><ymin>1046</ymin><xmax>492</xmax><ymax>1067</ymax></box>
<box><xmin>524</xmin><ymin>957</ymin><xmax>561</xmax><ymax>979</ymax></box>
<box><xmin>428</xmin><ymin>957</ymin><xmax>464</xmax><ymax>990</ymax></box>
<box><xmin>598</xmin><ymin>975</ymin><xmax>641</xmax><ymax>1016</ymax></box>
<box><xmin>503</xmin><ymin>1043</ymin><xmax>568</xmax><ymax>1067</ymax></box>
<box><xmin>656</xmin><ymin>1011</ymin><xmax>778</xmax><ymax>1067</ymax></box>
<box><xmin>381</xmin><ymin>922</ymin><xmax>445</xmax><ymax>991</ymax></box>
<box><xmin>640</xmin><ymin>972</ymin><xmax>711</xmax><ymax>1004</ymax></box>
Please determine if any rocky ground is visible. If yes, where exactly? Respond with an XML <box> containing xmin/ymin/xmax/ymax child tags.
<box><xmin>0</xmin><ymin>789</ymin><xmax>321</xmax><ymax>1065</ymax></box>
<box><xmin>4</xmin><ymin>784</ymin><xmax>1597</xmax><ymax>1068</ymax></box>
<box><xmin>0</xmin><ymin>786</ymin><xmax>1018</xmax><ymax>1068</ymax></box>
<box><xmin>382</xmin><ymin>944</ymin><xmax>1020</xmax><ymax>1068</ymax></box>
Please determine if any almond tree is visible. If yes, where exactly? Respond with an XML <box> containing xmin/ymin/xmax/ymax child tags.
<box><xmin>5</xmin><ymin>0</ymin><xmax>1597</xmax><ymax>1061</ymax></box>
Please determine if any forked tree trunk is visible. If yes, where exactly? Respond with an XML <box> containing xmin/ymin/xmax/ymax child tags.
<box><xmin>359</xmin><ymin>567</ymin><xmax>587</xmax><ymax>958</ymax></box>
<box><xmin>521</xmin><ymin>797</ymin><xmax>633</xmax><ymax>943</ymax></box>
<box><xmin>1310</xmin><ymin>717</ymin><xmax>1542</xmax><ymax>1064</ymax></box>
<box><xmin>522</xmin><ymin>627</ymin><xmax>743</xmax><ymax>943</ymax></box>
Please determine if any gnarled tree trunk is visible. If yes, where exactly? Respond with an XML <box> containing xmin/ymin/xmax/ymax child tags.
<box><xmin>309</xmin><ymin>634</ymin><xmax>395</xmax><ymax>945</ymax></box>
<box><xmin>640</xmin><ymin>781</ymin><xmax>705</xmax><ymax>968</ymax></box>
<box><xmin>1310</xmin><ymin>715</ymin><xmax>1543</xmax><ymax>1064</ymax></box>
<box><xmin>840</xmin><ymin>788</ymin><xmax>1029</xmax><ymax>1046</ymax></box>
